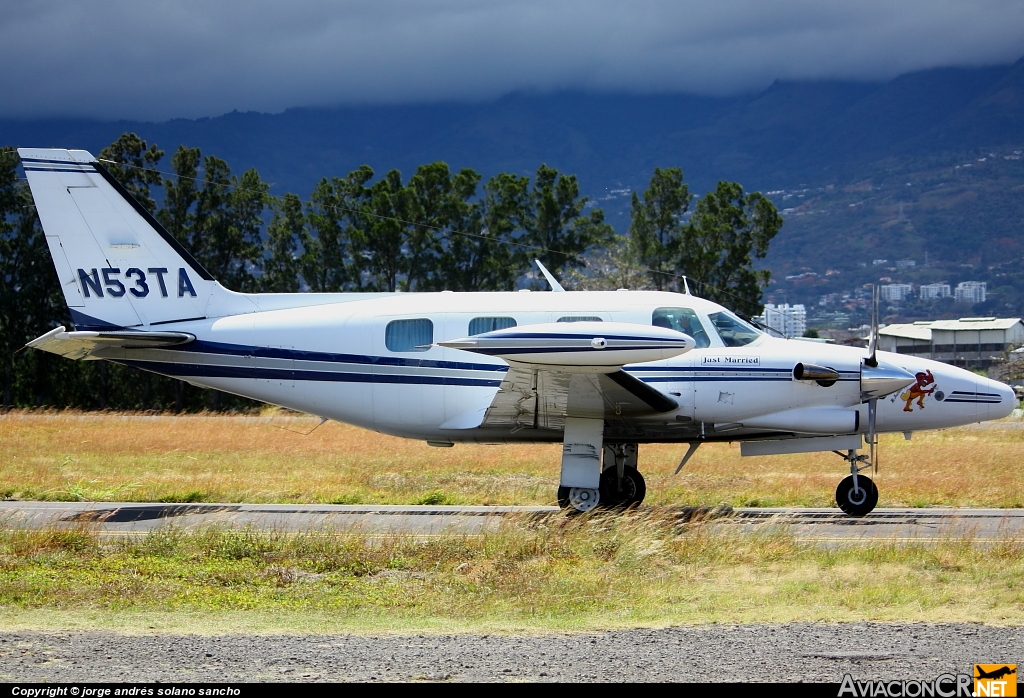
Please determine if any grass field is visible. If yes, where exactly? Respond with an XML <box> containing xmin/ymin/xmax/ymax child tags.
<box><xmin>2</xmin><ymin>411</ymin><xmax>1023</xmax><ymax>633</ymax></box>
<box><xmin>1</xmin><ymin>410</ymin><xmax>1023</xmax><ymax>508</ymax></box>
<box><xmin>0</xmin><ymin>516</ymin><xmax>1022</xmax><ymax>633</ymax></box>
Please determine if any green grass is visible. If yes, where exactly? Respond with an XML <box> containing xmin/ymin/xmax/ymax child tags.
<box><xmin>1</xmin><ymin>514</ymin><xmax>1021</xmax><ymax>634</ymax></box>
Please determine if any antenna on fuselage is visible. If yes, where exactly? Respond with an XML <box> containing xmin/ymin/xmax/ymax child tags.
<box><xmin>534</xmin><ymin>260</ymin><xmax>566</xmax><ymax>292</ymax></box>
<box><xmin>682</xmin><ymin>276</ymin><xmax>692</xmax><ymax>295</ymax></box>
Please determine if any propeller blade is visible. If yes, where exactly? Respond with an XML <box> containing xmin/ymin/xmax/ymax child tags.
<box><xmin>865</xmin><ymin>284</ymin><xmax>879</xmax><ymax>367</ymax></box>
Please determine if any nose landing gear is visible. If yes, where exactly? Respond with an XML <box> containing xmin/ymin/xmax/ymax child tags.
<box><xmin>834</xmin><ymin>449</ymin><xmax>878</xmax><ymax>517</ymax></box>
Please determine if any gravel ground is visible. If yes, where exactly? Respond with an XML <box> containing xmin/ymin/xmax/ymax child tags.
<box><xmin>0</xmin><ymin>624</ymin><xmax>1020</xmax><ymax>683</ymax></box>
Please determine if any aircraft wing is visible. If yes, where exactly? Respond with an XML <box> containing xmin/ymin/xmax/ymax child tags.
<box><xmin>26</xmin><ymin>326</ymin><xmax>195</xmax><ymax>360</ymax></box>
<box><xmin>438</xmin><ymin>321</ymin><xmax>687</xmax><ymax>432</ymax></box>
<box><xmin>476</xmin><ymin>365</ymin><xmax>679</xmax><ymax>432</ymax></box>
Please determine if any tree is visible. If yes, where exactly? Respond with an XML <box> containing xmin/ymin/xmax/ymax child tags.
<box><xmin>157</xmin><ymin>146</ymin><xmax>201</xmax><ymax>252</ymax></box>
<box><xmin>302</xmin><ymin>167</ymin><xmax>373</xmax><ymax>292</ymax></box>
<box><xmin>158</xmin><ymin>147</ymin><xmax>269</xmax><ymax>292</ymax></box>
<box><xmin>562</xmin><ymin>235</ymin><xmax>654</xmax><ymax>291</ymax></box>
<box><xmin>679</xmin><ymin>181</ymin><xmax>783</xmax><ymax>317</ymax></box>
<box><xmin>436</xmin><ymin>171</ymin><xmax>529</xmax><ymax>291</ymax></box>
<box><xmin>97</xmin><ymin>133</ymin><xmax>164</xmax><ymax>213</ymax></box>
<box><xmin>192</xmin><ymin>157</ymin><xmax>268</xmax><ymax>292</ymax></box>
<box><xmin>262</xmin><ymin>193</ymin><xmax>304</xmax><ymax>293</ymax></box>
<box><xmin>629</xmin><ymin>167</ymin><xmax>689</xmax><ymax>291</ymax></box>
<box><xmin>362</xmin><ymin>170</ymin><xmax>418</xmax><ymax>292</ymax></box>
<box><xmin>524</xmin><ymin>165</ymin><xmax>613</xmax><ymax>281</ymax></box>
<box><xmin>0</xmin><ymin>148</ymin><xmax>67</xmax><ymax>406</ymax></box>
<box><xmin>404</xmin><ymin>162</ymin><xmax>476</xmax><ymax>291</ymax></box>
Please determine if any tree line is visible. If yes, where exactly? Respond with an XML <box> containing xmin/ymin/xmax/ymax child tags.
<box><xmin>0</xmin><ymin>133</ymin><xmax>781</xmax><ymax>410</ymax></box>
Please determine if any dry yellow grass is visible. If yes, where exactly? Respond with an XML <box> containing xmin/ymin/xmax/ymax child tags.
<box><xmin>1</xmin><ymin>409</ymin><xmax>1022</xmax><ymax>507</ymax></box>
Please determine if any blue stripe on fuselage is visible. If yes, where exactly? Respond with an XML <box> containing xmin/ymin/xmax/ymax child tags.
<box><xmin>177</xmin><ymin>339</ymin><xmax>510</xmax><ymax>372</ymax></box>
<box><xmin>117</xmin><ymin>360</ymin><xmax>504</xmax><ymax>387</ymax></box>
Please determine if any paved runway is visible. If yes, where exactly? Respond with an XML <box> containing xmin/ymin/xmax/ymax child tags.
<box><xmin>2</xmin><ymin>501</ymin><xmax>1022</xmax><ymax>540</ymax></box>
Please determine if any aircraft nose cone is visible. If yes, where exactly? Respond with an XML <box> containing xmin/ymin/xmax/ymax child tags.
<box><xmin>984</xmin><ymin>378</ymin><xmax>1018</xmax><ymax>420</ymax></box>
<box><xmin>861</xmin><ymin>362</ymin><xmax>916</xmax><ymax>398</ymax></box>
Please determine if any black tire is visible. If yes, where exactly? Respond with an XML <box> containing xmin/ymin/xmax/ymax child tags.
<box><xmin>557</xmin><ymin>486</ymin><xmax>571</xmax><ymax>509</ymax></box>
<box><xmin>835</xmin><ymin>474</ymin><xmax>878</xmax><ymax>517</ymax></box>
<box><xmin>598</xmin><ymin>466</ymin><xmax>647</xmax><ymax>508</ymax></box>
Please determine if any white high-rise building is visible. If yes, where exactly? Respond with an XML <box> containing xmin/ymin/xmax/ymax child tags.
<box><xmin>880</xmin><ymin>284</ymin><xmax>913</xmax><ymax>301</ymax></box>
<box><xmin>955</xmin><ymin>281</ymin><xmax>987</xmax><ymax>305</ymax></box>
<box><xmin>758</xmin><ymin>303</ymin><xmax>807</xmax><ymax>338</ymax></box>
<box><xmin>919</xmin><ymin>283</ymin><xmax>951</xmax><ymax>300</ymax></box>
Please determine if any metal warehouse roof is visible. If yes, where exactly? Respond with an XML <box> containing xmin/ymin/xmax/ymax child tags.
<box><xmin>880</xmin><ymin>317</ymin><xmax>1023</xmax><ymax>340</ymax></box>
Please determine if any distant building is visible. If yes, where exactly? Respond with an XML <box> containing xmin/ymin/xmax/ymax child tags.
<box><xmin>757</xmin><ymin>303</ymin><xmax>807</xmax><ymax>338</ymax></box>
<box><xmin>955</xmin><ymin>281</ymin><xmax>987</xmax><ymax>304</ymax></box>
<box><xmin>919</xmin><ymin>283</ymin><xmax>951</xmax><ymax>300</ymax></box>
<box><xmin>895</xmin><ymin>259</ymin><xmax>917</xmax><ymax>269</ymax></box>
<box><xmin>880</xmin><ymin>284</ymin><xmax>913</xmax><ymax>302</ymax></box>
<box><xmin>872</xmin><ymin>259</ymin><xmax>889</xmax><ymax>266</ymax></box>
<box><xmin>878</xmin><ymin>317</ymin><xmax>1024</xmax><ymax>368</ymax></box>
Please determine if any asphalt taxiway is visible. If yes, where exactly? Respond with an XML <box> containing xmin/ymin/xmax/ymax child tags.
<box><xmin>1</xmin><ymin>501</ymin><xmax>1022</xmax><ymax>541</ymax></box>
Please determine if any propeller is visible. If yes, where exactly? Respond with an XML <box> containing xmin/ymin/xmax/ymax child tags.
<box><xmin>857</xmin><ymin>286</ymin><xmax>915</xmax><ymax>479</ymax></box>
<box><xmin>865</xmin><ymin>284</ymin><xmax>879</xmax><ymax>368</ymax></box>
<box><xmin>865</xmin><ymin>284</ymin><xmax>879</xmax><ymax>473</ymax></box>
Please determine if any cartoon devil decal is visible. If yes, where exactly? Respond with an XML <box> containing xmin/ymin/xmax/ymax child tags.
<box><xmin>901</xmin><ymin>369</ymin><xmax>936</xmax><ymax>412</ymax></box>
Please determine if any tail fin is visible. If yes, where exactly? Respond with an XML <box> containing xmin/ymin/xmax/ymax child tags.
<box><xmin>19</xmin><ymin>148</ymin><xmax>218</xmax><ymax>330</ymax></box>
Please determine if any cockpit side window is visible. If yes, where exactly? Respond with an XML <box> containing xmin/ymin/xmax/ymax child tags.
<box><xmin>652</xmin><ymin>307</ymin><xmax>711</xmax><ymax>348</ymax></box>
<box><xmin>707</xmin><ymin>311</ymin><xmax>762</xmax><ymax>347</ymax></box>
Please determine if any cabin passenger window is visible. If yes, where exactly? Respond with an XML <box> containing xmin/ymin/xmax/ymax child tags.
<box><xmin>652</xmin><ymin>307</ymin><xmax>710</xmax><ymax>348</ymax></box>
<box><xmin>385</xmin><ymin>319</ymin><xmax>433</xmax><ymax>352</ymax></box>
<box><xmin>707</xmin><ymin>311</ymin><xmax>762</xmax><ymax>347</ymax></box>
<box><xmin>557</xmin><ymin>316</ymin><xmax>603</xmax><ymax>323</ymax></box>
<box><xmin>469</xmin><ymin>317</ymin><xmax>517</xmax><ymax>335</ymax></box>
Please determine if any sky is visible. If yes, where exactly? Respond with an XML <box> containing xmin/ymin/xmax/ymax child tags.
<box><xmin>2</xmin><ymin>0</ymin><xmax>1023</xmax><ymax>121</ymax></box>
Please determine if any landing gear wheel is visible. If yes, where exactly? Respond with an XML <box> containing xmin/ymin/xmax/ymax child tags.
<box><xmin>835</xmin><ymin>474</ymin><xmax>878</xmax><ymax>517</ymax></box>
<box><xmin>599</xmin><ymin>466</ymin><xmax>647</xmax><ymax>508</ymax></box>
<box><xmin>557</xmin><ymin>486</ymin><xmax>601</xmax><ymax>513</ymax></box>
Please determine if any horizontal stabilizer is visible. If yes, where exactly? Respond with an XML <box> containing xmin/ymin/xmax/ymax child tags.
<box><xmin>26</xmin><ymin>326</ymin><xmax>195</xmax><ymax>360</ymax></box>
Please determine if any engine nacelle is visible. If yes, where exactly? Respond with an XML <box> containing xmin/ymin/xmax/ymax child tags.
<box><xmin>741</xmin><ymin>407</ymin><xmax>859</xmax><ymax>434</ymax></box>
<box><xmin>438</xmin><ymin>321</ymin><xmax>694</xmax><ymax>371</ymax></box>
<box><xmin>793</xmin><ymin>362</ymin><xmax>839</xmax><ymax>386</ymax></box>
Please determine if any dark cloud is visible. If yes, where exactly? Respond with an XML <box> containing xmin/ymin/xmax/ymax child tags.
<box><xmin>2</xmin><ymin>0</ymin><xmax>1022</xmax><ymax>120</ymax></box>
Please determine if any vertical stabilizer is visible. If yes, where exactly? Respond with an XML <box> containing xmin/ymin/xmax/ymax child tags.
<box><xmin>18</xmin><ymin>148</ymin><xmax>227</xmax><ymax>329</ymax></box>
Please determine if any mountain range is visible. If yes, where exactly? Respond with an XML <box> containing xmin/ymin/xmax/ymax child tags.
<box><xmin>2</xmin><ymin>57</ymin><xmax>1023</xmax><ymax>319</ymax></box>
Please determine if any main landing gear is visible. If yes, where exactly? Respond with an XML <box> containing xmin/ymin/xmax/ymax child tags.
<box><xmin>834</xmin><ymin>449</ymin><xmax>878</xmax><ymax>517</ymax></box>
<box><xmin>557</xmin><ymin>443</ymin><xmax>646</xmax><ymax>512</ymax></box>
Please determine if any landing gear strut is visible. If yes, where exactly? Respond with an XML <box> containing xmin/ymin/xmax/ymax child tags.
<box><xmin>834</xmin><ymin>449</ymin><xmax>878</xmax><ymax>517</ymax></box>
<box><xmin>557</xmin><ymin>442</ymin><xmax>646</xmax><ymax>512</ymax></box>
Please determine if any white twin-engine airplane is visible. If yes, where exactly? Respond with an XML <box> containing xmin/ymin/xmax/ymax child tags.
<box><xmin>19</xmin><ymin>148</ymin><xmax>1017</xmax><ymax>515</ymax></box>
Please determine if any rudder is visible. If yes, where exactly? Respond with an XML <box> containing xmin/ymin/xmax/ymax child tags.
<box><xmin>19</xmin><ymin>148</ymin><xmax>218</xmax><ymax>329</ymax></box>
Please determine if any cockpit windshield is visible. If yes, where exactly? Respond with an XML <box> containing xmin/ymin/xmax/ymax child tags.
<box><xmin>707</xmin><ymin>311</ymin><xmax>762</xmax><ymax>347</ymax></box>
<box><xmin>652</xmin><ymin>307</ymin><xmax>711</xmax><ymax>348</ymax></box>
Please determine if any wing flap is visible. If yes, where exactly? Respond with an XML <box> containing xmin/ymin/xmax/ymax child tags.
<box><xmin>26</xmin><ymin>326</ymin><xmax>195</xmax><ymax>360</ymax></box>
<box><xmin>604</xmin><ymin>369</ymin><xmax>679</xmax><ymax>413</ymax></box>
<box><xmin>476</xmin><ymin>366</ymin><xmax>677</xmax><ymax>432</ymax></box>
